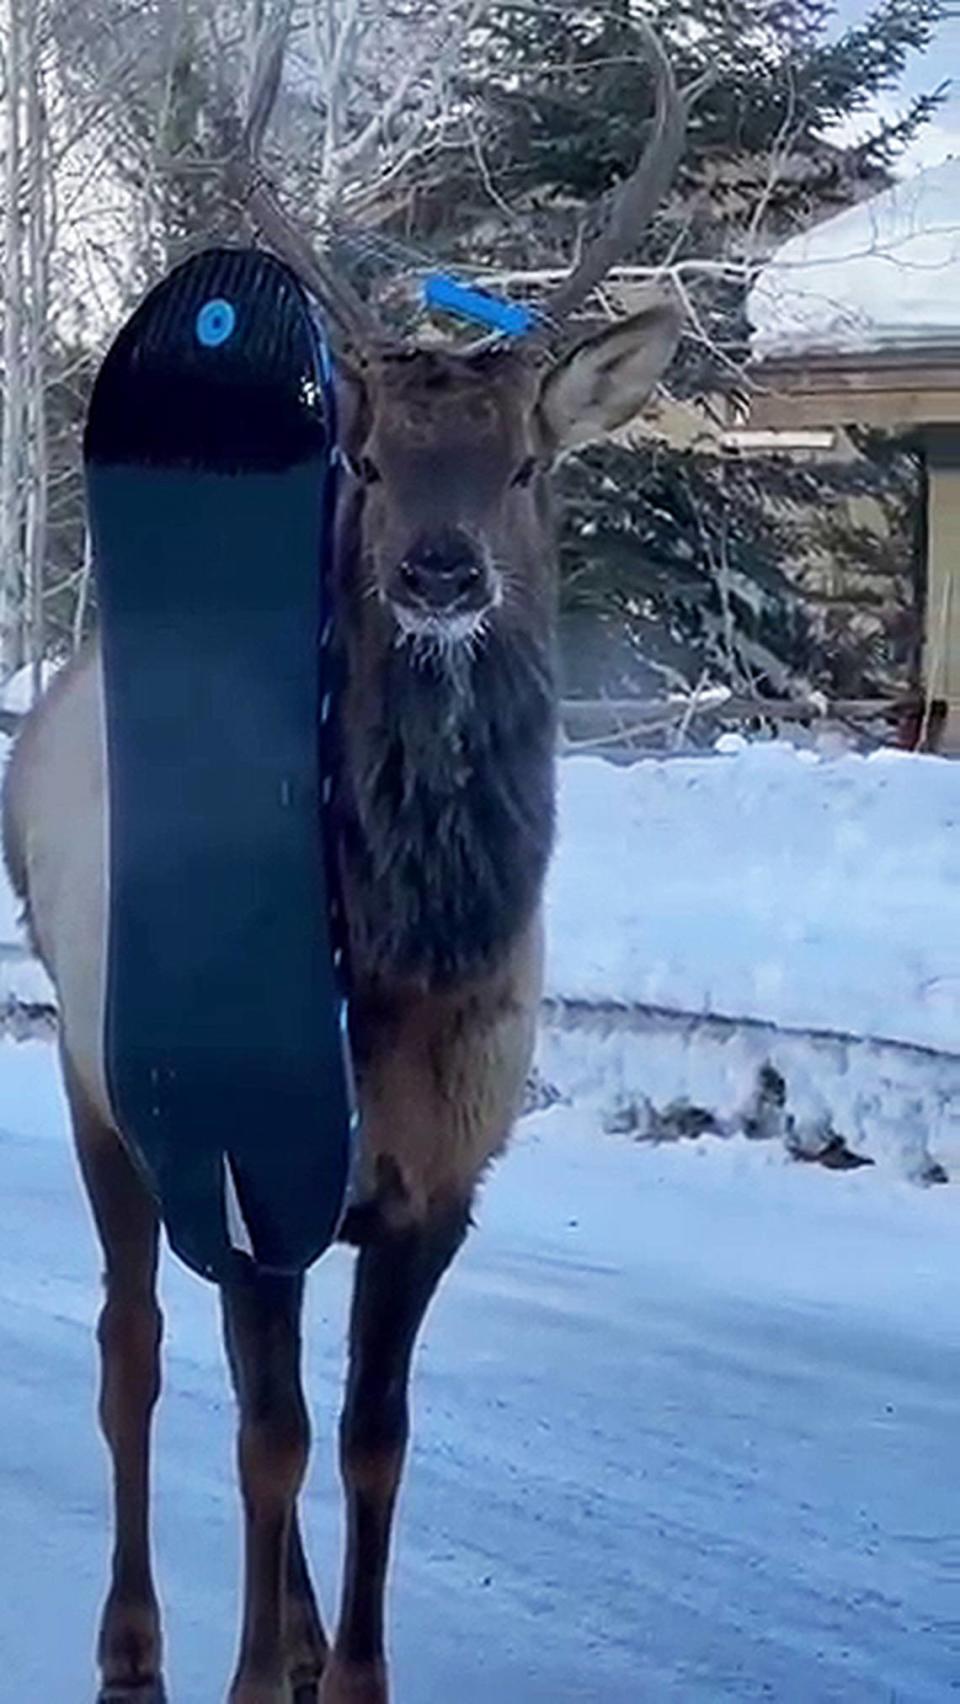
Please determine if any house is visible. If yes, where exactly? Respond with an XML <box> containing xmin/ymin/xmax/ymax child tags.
<box><xmin>747</xmin><ymin>157</ymin><xmax>960</xmax><ymax>751</ymax></box>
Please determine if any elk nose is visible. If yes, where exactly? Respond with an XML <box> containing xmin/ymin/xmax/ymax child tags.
<box><xmin>399</xmin><ymin>535</ymin><xmax>484</xmax><ymax>610</ymax></box>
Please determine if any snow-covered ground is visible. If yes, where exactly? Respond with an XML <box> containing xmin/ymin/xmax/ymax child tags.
<box><xmin>0</xmin><ymin>1037</ymin><xmax>957</xmax><ymax>1703</ymax></box>
<box><xmin>749</xmin><ymin>158</ymin><xmax>960</xmax><ymax>359</ymax></box>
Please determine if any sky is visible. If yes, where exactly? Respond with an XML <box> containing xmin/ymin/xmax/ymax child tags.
<box><xmin>833</xmin><ymin>1</ymin><xmax>960</xmax><ymax>171</ymax></box>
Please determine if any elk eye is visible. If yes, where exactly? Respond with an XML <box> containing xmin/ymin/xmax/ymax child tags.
<box><xmin>512</xmin><ymin>456</ymin><xmax>538</xmax><ymax>489</ymax></box>
<box><xmin>360</xmin><ymin>456</ymin><xmax>382</xmax><ymax>486</ymax></box>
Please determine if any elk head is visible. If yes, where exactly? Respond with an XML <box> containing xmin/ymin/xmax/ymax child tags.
<box><xmin>241</xmin><ymin>20</ymin><xmax>685</xmax><ymax>655</ymax></box>
<box><xmin>332</xmin><ymin>302</ymin><xmax>681</xmax><ymax>654</ymax></box>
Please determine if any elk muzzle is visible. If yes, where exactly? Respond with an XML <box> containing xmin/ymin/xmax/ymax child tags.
<box><xmin>388</xmin><ymin>529</ymin><xmax>500</xmax><ymax>638</ymax></box>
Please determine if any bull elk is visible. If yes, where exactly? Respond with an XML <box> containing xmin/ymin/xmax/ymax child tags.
<box><xmin>2</xmin><ymin>24</ymin><xmax>685</xmax><ymax>1704</ymax></box>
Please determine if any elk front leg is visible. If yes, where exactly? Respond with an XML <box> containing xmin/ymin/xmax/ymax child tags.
<box><xmin>321</xmin><ymin>1200</ymin><xmax>470</xmax><ymax>1704</ymax></box>
<box><xmin>222</xmin><ymin>1271</ymin><xmax>325</xmax><ymax>1704</ymax></box>
<box><xmin>65</xmin><ymin>1057</ymin><xmax>165</xmax><ymax>1704</ymax></box>
<box><xmin>287</xmin><ymin>1508</ymin><xmax>330</xmax><ymax>1701</ymax></box>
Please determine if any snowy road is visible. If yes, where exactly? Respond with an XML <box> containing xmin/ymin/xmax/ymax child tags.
<box><xmin>0</xmin><ymin>1037</ymin><xmax>957</xmax><ymax>1703</ymax></box>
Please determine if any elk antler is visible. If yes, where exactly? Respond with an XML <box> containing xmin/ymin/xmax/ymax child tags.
<box><xmin>233</xmin><ymin>14</ymin><xmax>386</xmax><ymax>353</ymax></box>
<box><xmin>234</xmin><ymin>13</ymin><xmax>682</xmax><ymax>354</ymax></box>
<box><xmin>539</xmin><ymin>18</ymin><xmax>685</xmax><ymax>334</ymax></box>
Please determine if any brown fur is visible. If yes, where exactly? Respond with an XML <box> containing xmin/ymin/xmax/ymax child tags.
<box><xmin>347</xmin><ymin>927</ymin><xmax>542</xmax><ymax>1220</ymax></box>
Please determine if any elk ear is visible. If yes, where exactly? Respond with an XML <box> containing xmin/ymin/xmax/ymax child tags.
<box><xmin>537</xmin><ymin>297</ymin><xmax>682</xmax><ymax>454</ymax></box>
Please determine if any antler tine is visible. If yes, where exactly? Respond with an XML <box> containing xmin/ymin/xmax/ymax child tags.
<box><xmin>245</xmin><ymin>181</ymin><xmax>388</xmax><ymax>351</ymax></box>
<box><xmin>242</xmin><ymin>7</ymin><xmax>291</xmax><ymax>160</ymax></box>
<box><xmin>540</xmin><ymin>18</ymin><xmax>685</xmax><ymax>333</ymax></box>
<box><xmin>231</xmin><ymin>11</ymin><xmax>386</xmax><ymax>353</ymax></box>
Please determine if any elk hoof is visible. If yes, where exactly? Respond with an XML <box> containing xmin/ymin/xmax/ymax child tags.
<box><xmin>290</xmin><ymin>1651</ymin><xmax>326</xmax><ymax>1702</ymax></box>
<box><xmin>228</xmin><ymin>1680</ymin><xmax>291</xmax><ymax>1704</ymax></box>
<box><xmin>287</xmin><ymin>1600</ymin><xmax>328</xmax><ymax>1700</ymax></box>
<box><xmin>318</xmin><ymin>1658</ymin><xmax>388</xmax><ymax>1704</ymax></box>
<box><xmin>228</xmin><ymin>1692</ymin><xmax>285</xmax><ymax>1703</ymax></box>
<box><xmin>97</xmin><ymin>1594</ymin><xmax>165</xmax><ymax>1703</ymax></box>
<box><xmin>291</xmin><ymin>1664</ymin><xmax>324</xmax><ymax>1702</ymax></box>
<box><xmin>98</xmin><ymin>1686</ymin><xmax>167</xmax><ymax>1703</ymax></box>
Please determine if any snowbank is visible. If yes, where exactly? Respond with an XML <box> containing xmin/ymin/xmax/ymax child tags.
<box><xmin>546</xmin><ymin>743</ymin><xmax>960</xmax><ymax>1057</ymax></box>
<box><xmin>749</xmin><ymin>158</ymin><xmax>960</xmax><ymax>359</ymax></box>
<box><xmin>538</xmin><ymin>1004</ymin><xmax>960</xmax><ymax>1181</ymax></box>
<box><xmin>2</xmin><ymin>734</ymin><xmax>959</xmax><ymax>1063</ymax></box>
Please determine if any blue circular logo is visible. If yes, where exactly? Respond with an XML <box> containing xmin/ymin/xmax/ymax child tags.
<box><xmin>195</xmin><ymin>298</ymin><xmax>236</xmax><ymax>348</ymax></box>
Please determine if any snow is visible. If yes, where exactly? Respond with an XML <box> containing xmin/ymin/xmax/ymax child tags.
<box><xmin>0</xmin><ymin>732</ymin><xmax>56</xmax><ymax>1009</ymax></box>
<box><xmin>547</xmin><ymin>744</ymin><xmax>960</xmax><ymax>1056</ymax></box>
<box><xmin>539</xmin><ymin>1005</ymin><xmax>960</xmax><ymax>1181</ymax></box>
<box><xmin>748</xmin><ymin>158</ymin><xmax>960</xmax><ymax>359</ymax></box>
<box><xmin>1</xmin><ymin>660</ymin><xmax>58</xmax><ymax>714</ymax></box>
<box><xmin>0</xmin><ymin>1038</ymin><xmax>957</xmax><ymax>1701</ymax></box>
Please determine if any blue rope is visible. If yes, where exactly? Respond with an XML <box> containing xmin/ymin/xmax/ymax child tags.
<box><xmin>423</xmin><ymin>274</ymin><xmax>539</xmax><ymax>338</ymax></box>
<box><xmin>330</xmin><ymin>222</ymin><xmax>540</xmax><ymax>340</ymax></box>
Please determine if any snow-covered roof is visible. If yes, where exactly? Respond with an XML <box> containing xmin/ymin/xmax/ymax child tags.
<box><xmin>749</xmin><ymin>158</ymin><xmax>960</xmax><ymax>362</ymax></box>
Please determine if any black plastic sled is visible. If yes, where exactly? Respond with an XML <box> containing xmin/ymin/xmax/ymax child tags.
<box><xmin>85</xmin><ymin>247</ymin><xmax>356</xmax><ymax>1284</ymax></box>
